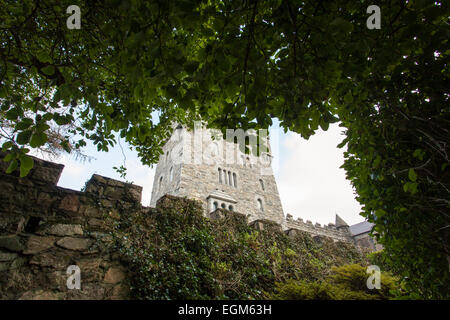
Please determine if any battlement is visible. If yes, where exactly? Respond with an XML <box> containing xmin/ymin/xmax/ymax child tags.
<box><xmin>285</xmin><ymin>214</ymin><xmax>352</xmax><ymax>243</ymax></box>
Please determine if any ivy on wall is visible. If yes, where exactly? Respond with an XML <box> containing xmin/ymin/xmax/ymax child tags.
<box><xmin>109</xmin><ymin>196</ymin><xmax>372</xmax><ymax>300</ymax></box>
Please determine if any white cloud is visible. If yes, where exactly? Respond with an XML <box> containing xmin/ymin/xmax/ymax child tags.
<box><xmin>277</xmin><ymin>123</ymin><xmax>364</xmax><ymax>226</ymax></box>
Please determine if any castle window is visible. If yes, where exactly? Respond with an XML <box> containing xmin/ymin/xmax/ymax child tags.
<box><xmin>233</xmin><ymin>173</ymin><xmax>237</xmax><ymax>188</ymax></box>
<box><xmin>213</xmin><ymin>201</ymin><xmax>218</xmax><ymax>211</ymax></box>
<box><xmin>221</xmin><ymin>203</ymin><xmax>226</xmax><ymax>209</ymax></box>
<box><xmin>169</xmin><ymin>167</ymin><xmax>173</xmax><ymax>182</ymax></box>
<box><xmin>259</xmin><ymin>179</ymin><xmax>265</xmax><ymax>191</ymax></box>
<box><xmin>159</xmin><ymin>176</ymin><xmax>163</xmax><ymax>191</ymax></box>
<box><xmin>218</xmin><ymin>168</ymin><xmax>222</xmax><ymax>183</ymax></box>
<box><xmin>228</xmin><ymin>171</ymin><xmax>232</xmax><ymax>186</ymax></box>
<box><xmin>257</xmin><ymin>198</ymin><xmax>264</xmax><ymax>212</ymax></box>
<box><xmin>228</xmin><ymin>205</ymin><xmax>233</xmax><ymax>211</ymax></box>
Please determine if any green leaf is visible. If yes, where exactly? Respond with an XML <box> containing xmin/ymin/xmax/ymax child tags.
<box><xmin>413</xmin><ymin>149</ymin><xmax>425</xmax><ymax>160</ymax></box>
<box><xmin>319</xmin><ymin>118</ymin><xmax>329</xmax><ymax>131</ymax></box>
<box><xmin>375</xmin><ymin>209</ymin><xmax>387</xmax><ymax>218</ymax></box>
<box><xmin>15</xmin><ymin>118</ymin><xmax>34</xmax><ymax>130</ymax></box>
<box><xmin>403</xmin><ymin>181</ymin><xmax>418</xmax><ymax>194</ymax></box>
<box><xmin>19</xmin><ymin>155</ymin><xmax>34</xmax><ymax>177</ymax></box>
<box><xmin>5</xmin><ymin>159</ymin><xmax>18</xmax><ymax>173</ymax></box>
<box><xmin>408</xmin><ymin>168</ymin><xmax>417</xmax><ymax>182</ymax></box>
<box><xmin>3</xmin><ymin>151</ymin><xmax>15</xmax><ymax>162</ymax></box>
<box><xmin>16</xmin><ymin>130</ymin><xmax>32</xmax><ymax>145</ymax></box>
<box><xmin>30</xmin><ymin>132</ymin><xmax>48</xmax><ymax>148</ymax></box>
<box><xmin>6</xmin><ymin>108</ymin><xmax>21</xmax><ymax>120</ymax></box>
<box><xmin>41</xmin><ymin>65</ymin><xmax>55</xmax><ymax>76</ymax></box>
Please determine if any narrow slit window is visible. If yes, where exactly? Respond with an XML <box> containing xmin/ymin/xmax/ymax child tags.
<box><xmin>159</xmin><ymin>176</ymin><xmax>163</xmax><ymax>191</ymax></box>
<box><xmin>257</xmin><ymin>198</ymin><xmax>264</xmax><ymax>211</ymax></box>
<box><xmin>233</xmin><ymin>173</ymin><xmax>237</xmax><ymax>188</ymax></box>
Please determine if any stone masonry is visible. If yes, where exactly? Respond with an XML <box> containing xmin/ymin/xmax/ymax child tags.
<box><xmin>150</xmin><ymin>123</ymin><xmax>285</xmax><ymax>226</ymax></box>
<box><xmin>0</xmin><ymin>152</ymin><xmax>138</xmax><ymax>299</ymax></box>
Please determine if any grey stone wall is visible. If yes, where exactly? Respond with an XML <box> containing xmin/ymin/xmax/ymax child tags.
<box><xmin>0</xmin><ymin>153</ymin><xmax>139</xmax><ymax>299</ymax></box>
<box><xmin>353</xmin><ymin>233</ymin><xmax>383</xmax><ymax>251</ymax></box>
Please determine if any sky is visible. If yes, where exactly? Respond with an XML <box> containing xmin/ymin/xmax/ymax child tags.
<box><xmin>34</xmin><ymin>120</ymin><xmax>364</xmax><ymax>227</ymax></box>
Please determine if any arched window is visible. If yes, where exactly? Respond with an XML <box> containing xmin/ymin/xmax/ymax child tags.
<box><xmin>246</xmin><ymin>156</ymin><xmax>252</xmax><ymax>168</ymax></box>
<box><xmin>257</xmin><ymin>198</ymin><xmax>264</xmax><ymax>211</ymax></box>
<box><xmin>221</xmin><ymin>203</ymin><xmax>226</xmax><ymax>209</ymax></box>
<box><xmin>159</xmin><ymin>176</ymin><xmax>163</xmax><ymax>191</ymax></box>
<box><xmin>213</xmin><ymin>201</ymin><xmax>218</xmax><ymax>211</ymax></box>
<box><xmin>218</xmin><ymin>168</ymin><xmax>222</xmax><ymax>183</ymax></box>
<box><xmin>228</xmin><ymin>171</ymin><xmax>232</xmax><ymax>185</ymax></box>
<box><xmin>169</xmin><ymin>167</ymin><xmax>173</xmax><ymax>182</ymax></box>
<box><xmin>233</xmin><ymin>173</ymin><xmax>237</xmax><ymax>188</ymax></box>
<box><xmin>228</xmin><ymin>205</ymin><xmax>233</xmax><ymax>211</ymax></box>
<box><xmin>259</xmin><ymin>179</ymin><xmax>265</xmax><ymax>191</ymax></box>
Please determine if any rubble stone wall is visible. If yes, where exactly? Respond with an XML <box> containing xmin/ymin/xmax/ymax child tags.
<box><xmin>0</xmin><ymin>153</ymin><xmax>142</xmax><ymax>300</ymax></box>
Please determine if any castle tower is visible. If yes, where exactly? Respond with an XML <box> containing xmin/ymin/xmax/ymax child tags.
<box><xmin>150</xmin><ymin>123</ymin><xmax>285</xmax><ymax>225</ymax></box>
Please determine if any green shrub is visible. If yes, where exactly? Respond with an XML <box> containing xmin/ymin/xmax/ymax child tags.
<box><xmin>109</xmin><ymin>197</ymin><xmax>367</xmax><ymax>299</ymax></box>
<box><xmin>270</xmin><ymin>279</ymin><xmax>336</xmax><ymax>300</ymax></box>
<box><xmin>270</xmin><ymin>264</ymin><xmax>402</xmax><ymax>300</ymax></box>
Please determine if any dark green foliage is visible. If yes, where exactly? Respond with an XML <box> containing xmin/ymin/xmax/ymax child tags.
<box><xmin>110</xmin><ymin>197</ymin><xmax>365</xmax><ymax>299</ymax></box>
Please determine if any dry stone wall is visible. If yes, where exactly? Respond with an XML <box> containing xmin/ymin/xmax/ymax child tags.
<box><xmin>0</xmin><ymin>152</ymin><xmax>142</xmax><ymax>299</ymax></box>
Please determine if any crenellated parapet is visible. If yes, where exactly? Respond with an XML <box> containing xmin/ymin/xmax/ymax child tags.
<box><xmin>284</xmin><ymin>214</ymin><xmax>353</xmax><ymax>243</ymax></box>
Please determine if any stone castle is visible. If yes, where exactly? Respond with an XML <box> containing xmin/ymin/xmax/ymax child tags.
<box><xmin>150</xmin><ymin>124</ymin><xmax>381</xmax><ymax>252</ymax></box>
